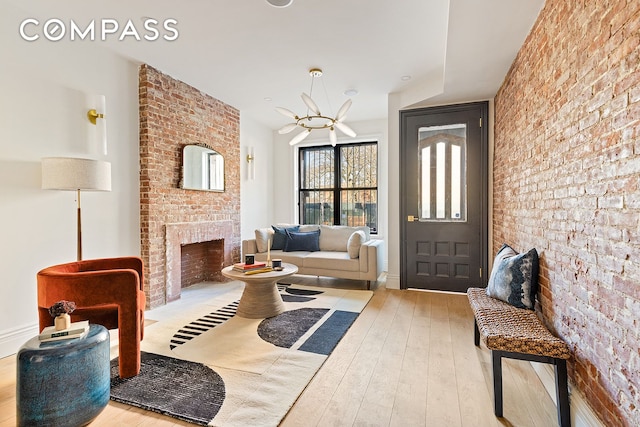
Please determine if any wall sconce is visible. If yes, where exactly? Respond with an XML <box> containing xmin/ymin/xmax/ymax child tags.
<box><xmin>86</xmin><ymin>94</ymin><xmax>107</xmax><ymax>155</ymax></box>
<box><xmin>246</xmin><ymin>146</ymin><xmax>255</xmax><ymax>180</ymax></box>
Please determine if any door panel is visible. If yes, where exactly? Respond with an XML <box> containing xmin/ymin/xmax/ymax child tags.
<box><xmin>400</xmin><ymin>102</ymin><xmax>488</xmax><ymax>292</ymax></box>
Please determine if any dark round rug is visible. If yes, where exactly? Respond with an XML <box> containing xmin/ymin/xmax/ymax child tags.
<box><xmin>110</xmin><ymin>352</ymin><xmax>225</xmax><ymax>426</ymax></box>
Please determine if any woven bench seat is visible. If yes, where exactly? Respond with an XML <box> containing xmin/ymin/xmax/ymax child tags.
<box><xmin>467</xmin><ymin>288</ymin><xmax>570</xmax><ymax>359</ymax></box>
<box><xmin>467</xmin><ymin>287</ymin><xmax>571</xmax><ymax>427</ymax></box>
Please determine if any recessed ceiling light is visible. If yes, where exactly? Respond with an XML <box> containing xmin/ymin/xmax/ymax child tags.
<box><xmin>401</xmin><ymin>75</ymin><xmax>412</xmax><ymax>81</ymax></box>
<box><xmin>264</xmin><ymin>97</ymin><xmax>272</xmax><ymax>102</ymax></box>
<box><xmin>266</xmin><ymin>0</ymin><xmax>293</xmax><ymax>7</ymax></box>
<box><xmin>344</xmin><ymin>89</ymin><xmax>358</xmax><ymax>97</ymax></box>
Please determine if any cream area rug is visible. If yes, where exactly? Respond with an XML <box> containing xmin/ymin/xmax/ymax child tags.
<box><xmin>110</xmin><ymin>282</ymin><xmax>373</xmax><ymax>426</ymax></box>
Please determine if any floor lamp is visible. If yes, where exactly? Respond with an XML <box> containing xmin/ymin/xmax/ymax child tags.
<box><xmin>42</xmin><ymin>157</ymin><xmax>112</xmax><ymax>261</ymax></box>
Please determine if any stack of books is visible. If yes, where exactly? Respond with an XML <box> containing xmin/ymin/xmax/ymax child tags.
<box><xmin>243</xmin><ymin>267</ymin><xmax>273</xmax><ymax>275</ymax></box>
<box><xmin>39</xmin><ymin>320</ymin><xmax>90</xmax><ymax>342</ymax></box>
<box><xmin>232</xmin><ymin>262</ymin><xmax>267</xmax><ymax>273</ymax></box>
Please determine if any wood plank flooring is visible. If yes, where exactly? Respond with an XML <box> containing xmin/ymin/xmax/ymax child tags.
<box><xmin>0</xmin><ymin>277</ymin><xmax>558</xmax><ymax>427</ymax></box>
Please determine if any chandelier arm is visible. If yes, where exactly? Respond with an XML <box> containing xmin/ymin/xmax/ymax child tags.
<box><xmin>278</xmin><ymin>123</ymin><xmax>298</xmax><ymax>134</ymax></box>
<box><xmin>329</xmin><ymin>128</ymin><xmax>337</xmax><ymax>146</ymax></box>
<box><xmin>301</xmin><ymin>93</ymin><xmax>321</xmax><ymax>115</ymax></box>
<box><xmin>336</xmin><ymin>99</ymin><xmax>352</xmax><ymax>122</ymax></box>
<box><xmin>334</xmin><ymin>121</ymin><xmax>357</xmax><ymax>137</ymax></box>
<box><xmin>289</xmin><ymin>129</ymin><xmax>311</xmax><ymax>146</ymax></box>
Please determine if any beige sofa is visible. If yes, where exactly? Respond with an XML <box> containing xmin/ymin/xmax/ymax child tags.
<box><xmin>241</xmin><ymin>224</ymin><xmax>384</xmax><ymax>289</ymax></box>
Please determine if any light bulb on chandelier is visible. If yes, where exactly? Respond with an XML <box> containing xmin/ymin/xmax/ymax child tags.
<box><xmin>276</xmin><ymin>68</ymin><xmax>356</xmax><ymax>147</ymax></box>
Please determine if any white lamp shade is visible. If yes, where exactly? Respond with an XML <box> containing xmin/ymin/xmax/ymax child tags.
<box><xmin>42</xmin><ymin>157</ymin><xmax>112</xmax><ymax>191</ymax></box>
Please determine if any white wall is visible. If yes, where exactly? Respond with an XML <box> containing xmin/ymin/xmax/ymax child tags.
<box><xmin>240</xmin><ymin>115</ymin><xmax>276</xmax><ymax>240</ymax></box>
<box><xmin>0</xmin><ymin>2</ymin><xmax>140</xmax><ymax>357</ymax></box>
<box><xmin>271</xmin><ymin>119</ymin><xmax>390</xmax><ymax>274</ymax></box>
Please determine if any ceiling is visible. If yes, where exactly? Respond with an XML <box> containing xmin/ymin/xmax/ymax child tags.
<box><xmin>11</xmin><ymin>0</ymin><xmax>544</xmax><ymax>131</ymax></box>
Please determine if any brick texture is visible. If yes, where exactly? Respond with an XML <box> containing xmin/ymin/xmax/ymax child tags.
<box><xmin>139</xmin><ymin>64</ymin><xmax>240</xmax><ymax>309</ymax></box>
<box><xmin>494</xmin><ymin>1</ymin><xmax>640</xmax><ymax>425</ymax></box>
<box><xmin>181</xmin><ymin>240</ymin><xmax>225</xmax><ymax>287</ymax></box>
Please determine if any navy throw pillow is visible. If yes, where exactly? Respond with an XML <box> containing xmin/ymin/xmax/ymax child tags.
<box><xmin>271</xmin><ymin>225</ymin><xmax>300</xmax><ymax>250</ymax></box>
<box><xmin>486</xmin><ymin>244</ymin><xmax>539</xmax><ymax>310</ymax></box>
<box><xmin>283</xmin><ymin>229</ymin><xmax>320</xmax><ymax>252</ymax></box>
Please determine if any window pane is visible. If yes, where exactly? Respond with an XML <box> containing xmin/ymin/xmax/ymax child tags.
<box><xmin>340</xmin><ymin>189</ymin><xmax>377</xmax><ymax>232</ymax></box>
<box><xmin>340</xmin><ymin>144</ymin><xmax>377</xmax><ymax>188</ymax></box>
<box><xmin>436</xmin><ymin>142</ymin><xmax>446</xmax><ymax>219</ymax></box>
<box><xmin>300</xmin><ymin>190</ymin><xmax>334</xmax><ymax>225</ymax></box>
<box><xmin>451</xmin><ymin>145</ymin><xmax>461</xmax><ymax>219</ymax></box>
<box><xmin>302</xmin><ymin>148</ymin><xmax>334</xmax><ymax>189</ymax></box>
<box><xmin>418</xmin><ymin>124</ymin><xmax>467</xmax><ymax>222</ymax></box>
<box><xmin>420</xmin><ymin>146</ymin><xmax>431</xmax><ymax>219</ymax></box>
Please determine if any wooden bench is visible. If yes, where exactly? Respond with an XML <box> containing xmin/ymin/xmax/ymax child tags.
<box><xmin>467</xmin><ymin>288</ymin><xmax>571</xmax><ymax>427</ymax></box>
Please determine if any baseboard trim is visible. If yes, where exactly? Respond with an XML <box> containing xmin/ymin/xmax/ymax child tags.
<box><xmin>385</xmin><ymin>273</ymin><xmax>400</xmax><ymax>289</ymax></box>
<box><xmin>0</xmin><ymin>323</ymin><xmax>39</xmax><ymax>359</ymax></box>
<box><xmin>531</xmin><ymin>362</ymin><xmax>604</xmax><ymax>427</ymax></box>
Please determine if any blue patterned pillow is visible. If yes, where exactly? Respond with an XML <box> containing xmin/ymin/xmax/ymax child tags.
<box><xmin>486</xmin><ymin>244</ymin><xmax>539</xmax><ymax>310</ymax></box>
<box><xmin>271</xmin><ymin>225</ymin><xmax>300</xmax><ymax>250</ymax></box>
<box><xmin>283</xmin><ymin>229</ymin><xmax>320</xmax><ymax>252</ymax></box>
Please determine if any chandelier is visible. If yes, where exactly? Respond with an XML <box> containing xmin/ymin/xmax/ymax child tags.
<box><xmin>276</xmin><ymin>68</ymin><xmax>357</xmax><ymax>146</ymax></box>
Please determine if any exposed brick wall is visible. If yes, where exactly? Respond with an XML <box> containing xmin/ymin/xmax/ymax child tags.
<box><xmin>139</xmin><ymin>64</ymin><xmax>241</xmax><ymax>309</ymax></box>
<box><xmin>493</xmin><ymin>1</ymin><xmax>640</xmax><ymax>425</ymax></box>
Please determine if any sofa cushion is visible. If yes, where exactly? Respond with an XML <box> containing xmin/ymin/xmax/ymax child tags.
<box><xmin>303</xmin><ymin>251</ymin><xmax>360</xmax><ymax>272</ymax></box>
<box><xmin>254</xmin><ymin>250</ymin><xmax>308</xmax><ymax>265</ymax></box>
<box><xmin>272</xmin><ymin>225</ymin><xmax>300</xmax><ymax>250</ymax></box>
<box><xmin>347</xmin><ymin>230</ymin><xmax>366</xmax><ymax>258</ymax></box>
<box><xmin>254</xmin><ymin>228</ymin><xmax>274</xmax><ymax>253</ymax></box>
<box><xmin>284</xmin><ymin>229</ymin><xmax>320</xmax><ymax>252</ymax></box>
<box><xmin>486</xmin><ymin>243</ymin><xmax>539</xmax><ymax>310</ymax></box>
<box><xmin>319</xmin><ymin>225</ymin><xmax>370</xmax><ymax>251</ymax></box>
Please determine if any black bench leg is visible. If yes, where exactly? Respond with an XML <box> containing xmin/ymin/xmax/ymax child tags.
<box><xmin>474</xmin><ymin>319</ymin><xmax>480</xmax><ymax>346</ymax></box>
<box><xmin>492</xmin><ymin>351</ymin><xmax>503</xmax><ymax>417</ymax></box>
<box><xmin>366</xmin><ymin>280</ymin><xmax>371</xmax><ymax>290</ymax></box>
<box><xmin>555</xmin><ymin>359</ymin><xmax>571</xmax><ymax>427</ymax></box>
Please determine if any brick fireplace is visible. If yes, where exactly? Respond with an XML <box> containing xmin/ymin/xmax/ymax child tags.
<box><xmin>139</xmin><ymin>64</ymin><xmax>241</xmax><ymax>308</ymax></box>
<box><xmin>165</xmin><ymin>221</ymin><xmax>234</xmax><ymax>302</ymax></box>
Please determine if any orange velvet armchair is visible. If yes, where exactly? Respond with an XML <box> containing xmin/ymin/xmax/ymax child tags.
<box><xmin>37</xmin><ymin>257</ymin><xmax>146</xmax><ymax>378</ymax></box>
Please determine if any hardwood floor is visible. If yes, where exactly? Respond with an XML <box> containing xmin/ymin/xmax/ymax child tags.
<box><xmin>0</xmin><ymin>277</ymin><xmax>558</xmax><ymax>427</ymax></box>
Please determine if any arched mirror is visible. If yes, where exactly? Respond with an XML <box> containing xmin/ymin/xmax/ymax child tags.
<box><xmin>181</xmin><ymin>145</ymin><xmax>225</xmax><ymax>191</ymax></box>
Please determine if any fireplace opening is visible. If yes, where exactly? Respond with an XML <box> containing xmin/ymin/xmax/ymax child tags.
<box><xmin>180</xmin><ymin>239</ymin><xmax>225</xmax><ymax>288</ymax></box>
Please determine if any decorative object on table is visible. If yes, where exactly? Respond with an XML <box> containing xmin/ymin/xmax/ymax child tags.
<box><xmin>110</xmin><ymin>283</ymin><xmax>372</xmax><ymax>426</ymax></box>
<box><xmin>17</xmin><ymin>324</ymin><xmax>110</xmax><ymax>427</ymax></box>
<box><xmin>41</xmin><ymin>157</ymin><xmax>112</xmax><ymax>261</ymax></box>
<box><xmin>37</xmin><ymin>256</ymin><xmax>146</xmax><ymax>378</ymax></box>
<box><xmin>244</xmin><ymin>254</ymin><xmax>255</xmax><ymax>265</ymax></box>
<box><xmin>48</xmin><ymin>300</ymin><xmax>76</xmax><ymax>331</ymax></box>
<box><xmin>232</xmin><ymin>261</ymin><xmax>266</xmax><ymax>272</ymax></box>
<box><xmin>267</xmin><ymin>237</ymin><xmax>271</xmax><ymax>266</ymax></box>
<box><xmin>39</xmin><ymin>320</ymin><xmax>90</xmax><ymax>343</ymax></box>
<box><xmin>275</xmin><ymin>68</ymin><xmax>357</xmax><ymax>146</ymax></box>
<box><xmin>243</xmin><ymin>267</ymin><xmax>274</xmax><ymax>275</ymax></box>
<box><xmin>272</xmin><ymin>258</ymin><xmax>283</xmax><ymax>270</ymax></box>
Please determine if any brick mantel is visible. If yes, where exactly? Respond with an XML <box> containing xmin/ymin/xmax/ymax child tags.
<box><xmin>139</xmin><ymin>64</ymin><xmax>241</xmax><ymax>308</ymax></box>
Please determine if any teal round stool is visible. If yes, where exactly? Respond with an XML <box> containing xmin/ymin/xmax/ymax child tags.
<box><xmin>17</xmin><ymin>324</ymin><xmax>110</xmax><ymax>427</ymax></box>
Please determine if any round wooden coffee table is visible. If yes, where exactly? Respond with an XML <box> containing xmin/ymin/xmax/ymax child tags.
<box><xmin>221</xmin><ymin>263</ymin><xmax>298</xmax><ymax>318</ymax></box>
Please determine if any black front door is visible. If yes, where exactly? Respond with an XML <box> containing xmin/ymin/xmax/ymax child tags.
<box><xmin>400</xmin><ymin>102</ymin><xmax>488</xmax><ymax>292</ymax></box>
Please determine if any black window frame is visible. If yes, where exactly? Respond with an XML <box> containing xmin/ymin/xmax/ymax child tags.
<box><xmin>298</xmin><ymin>141</ymin><xmax>378</xmax><ymax>234</ymax></box>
